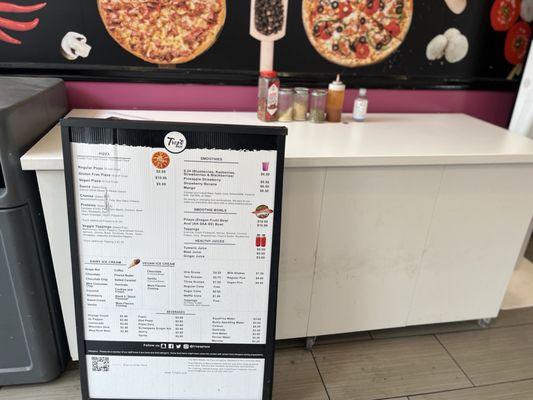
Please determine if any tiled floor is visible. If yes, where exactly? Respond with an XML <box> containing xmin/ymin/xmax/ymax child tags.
<box><xmin>502</xmin><ymin>258</ymin><xmax>533</xmax><ymax>310</ymax></box>
<box><xmin>2</xmin><ymin>308</ymin><xmax>533</xmax><ymax>400</ymax></box>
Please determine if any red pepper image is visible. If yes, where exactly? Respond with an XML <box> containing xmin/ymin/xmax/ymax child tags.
<box><xmin>0</xmin><ymin>2</ymin><xmax>46</xmax><ymax>45</ymax></box>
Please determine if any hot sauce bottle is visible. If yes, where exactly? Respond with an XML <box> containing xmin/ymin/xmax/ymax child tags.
<box><xmin>326</xmin><ymin>74</ymin><xmax>346</xmax><ymax>123</ymax></box>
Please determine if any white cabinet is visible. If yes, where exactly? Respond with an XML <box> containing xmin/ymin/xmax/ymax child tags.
<box><xmin>407</xmin><ymin>165</ymin><xmax>533</xmax><ymax>325</ymax></box>
<box><xmin>21</xmin><ymin>110</ymin><xmax>533</xmax><ymax>360</ymax></box>
<box><xmin>308</xmin><ymin>166</ymin><xmax>443</xmax><ymax>335</ymax></box>
<box><xmin>276</xmin><ymin>168</ymin><xmax>325</xmax><ymax>339</ymax></box>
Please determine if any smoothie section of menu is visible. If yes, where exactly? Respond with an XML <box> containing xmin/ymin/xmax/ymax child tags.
<box><xmin>72</xmin><ymin>142</ymin><xmax>277</xmax><ymax>346</ymax></box>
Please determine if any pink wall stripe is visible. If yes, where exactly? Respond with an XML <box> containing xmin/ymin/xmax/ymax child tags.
<box><xmin>65</xmin><ymin>82</ymin><xmax>516</xmax><ymax>127</ymax></box>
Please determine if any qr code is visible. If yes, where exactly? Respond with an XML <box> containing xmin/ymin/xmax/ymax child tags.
<box><xmin>92</xmin><ymin>357</ymin><xmax>109</xmax><ymax>372</ymax></box>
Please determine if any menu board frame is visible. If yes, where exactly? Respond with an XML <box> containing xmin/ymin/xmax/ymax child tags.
<box><xmin>61</xmin><ymin>117</ymin><xmax>287</xmax><ymax>400</ymax></box>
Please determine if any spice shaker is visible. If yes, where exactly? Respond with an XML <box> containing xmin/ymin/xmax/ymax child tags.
<box><xmin>293</xmin><ymin>87</ymin><xmax>309</xmax><ymax>121</ymax></box>
<box><xmin>278</xmin><ymin>88</ymin><xmax>294</xmax><ymax>122</ymax></box>
<box><xmin>309</xmin><ymin>89</ymin><xmax>327</xmax><ymax>123</ymax></box>
<box><xmin>326</xmin><ymin>74</ymin><xmax>345</xmax><ymax>122</ymax></box>
<box><xmin>257</xmin><ymin>70</ymin><xmax>280</xmax><ymax>122</ymax></box>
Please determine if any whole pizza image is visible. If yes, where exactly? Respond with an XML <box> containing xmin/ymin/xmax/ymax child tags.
<box><xmin>302</xmin><ymin>0</ymin><xmax>413</xmax><ymax>66</ymax></box>
<box><xmin>98</xmin><ymin>0</ymin><xmax>226</xmax><ymax>64</ymax></box>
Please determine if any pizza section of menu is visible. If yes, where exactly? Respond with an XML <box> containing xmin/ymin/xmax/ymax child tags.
<box><xmin>71</xmin><ymin>138</ymin><xmax>278</xmax><ymax>400</ymax></box>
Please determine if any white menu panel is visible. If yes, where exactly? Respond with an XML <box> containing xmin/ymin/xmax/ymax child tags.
<box><xmin>70</xmin><ymin>136</ymin><xmax>278</xmax><ymax>400</ymax></box>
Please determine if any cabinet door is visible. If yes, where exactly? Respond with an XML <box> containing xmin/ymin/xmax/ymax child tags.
<box><xmin>408</xmin><ymin>165</ymin><xmax>533</xmax><ymax>325</ymax></box>
<box><xmin>276</xmin><ymin>168</ymin><xmax>326</xmax><ymax>339</ymax></box>
<box><xmin>308</xmin><ymin>166</ymin><xmax>443</xmax><ymax>336</ymax></box>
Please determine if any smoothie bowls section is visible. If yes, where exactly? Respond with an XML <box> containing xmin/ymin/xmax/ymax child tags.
<box><xmin>97</xmin><ymin>0</ymin><xmax>226</xmax><ymax>64</ymax></box>
<box><xmin>302</xmin><ymin>0</ymin><xmax>413</xmax><ymax>66</ymax></box>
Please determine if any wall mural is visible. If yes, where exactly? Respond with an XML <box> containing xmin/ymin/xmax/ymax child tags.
<box><xmin>302</xmin><ymin>0</ymin><xmax>414</xmax><ymax>67</ymax></box>
<box><xmin>0</xmin><ymin>0</ymin><xmax>531</xmax><ymax>89</ymax></box>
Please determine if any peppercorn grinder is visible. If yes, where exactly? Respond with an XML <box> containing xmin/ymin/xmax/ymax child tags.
<box><xmin>249</xmin><ymin>0</ymin><xmax>289</xmax><ymax>71</ymax></box>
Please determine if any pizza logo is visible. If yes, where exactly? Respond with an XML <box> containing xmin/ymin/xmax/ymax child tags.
<box><xmin>152</xmin><ymin>151</ymin><xmax>170</xmax><ymax>169</ymax></box>
<box><xmin>252</xmin><ymin>205</ymin><xmax>273</xmax><ymax>219</ymax></box>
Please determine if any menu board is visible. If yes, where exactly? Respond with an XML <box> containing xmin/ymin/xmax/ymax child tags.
<box><xmin>62</xmin><ymin>118</ymin><xmax>286</xmax><ymax>400</ymax></box>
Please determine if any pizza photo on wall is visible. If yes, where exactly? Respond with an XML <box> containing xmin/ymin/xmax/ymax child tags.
<box><xmin>97</xmin><ymin>0</ymin><xmax>226</xmax><ymax>64</ymax></box>
<box><xmin>302</xmin><ymin>0</ymin><xmax>413</xmax><ymax>67</ymax></box>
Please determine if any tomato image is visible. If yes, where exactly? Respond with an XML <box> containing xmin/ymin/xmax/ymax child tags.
<box><xmin>505</xmin><ymin>21</ymin><xmax>532</xmax><ymax>64</ymax></box>
<box><xmin>151</xmin><ymin>151</ymin><xmax>170</xmax><ymax>169</ymax></box>
<box><xmin>491</xmin><ymin>0</ymin><xmax>520</xmax><ymax>31</ymax></box>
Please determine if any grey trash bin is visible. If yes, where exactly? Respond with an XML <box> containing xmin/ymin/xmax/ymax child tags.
<box><xmin>0</xmin><ymin>77</ymin><xmax>70</xmax><ymax>385</ymax></box>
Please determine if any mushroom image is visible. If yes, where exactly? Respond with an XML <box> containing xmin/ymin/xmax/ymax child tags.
<box><xmin>61</xmin><ymin>32</ymin><xmax>91</xmax><ymax>61</ymax></box>
<box><xmin>426</xmin><ymin>28</ymin><xmax>469</xmax><ymax>63</ymax></box>
<box><xmin>444</xmin><ymin>0</ymin><xmax>467</xmax><ymax>14</ymax></box>
<box><xmin>426</xmin><ymin>34</ymin><xmax>448</xmax><ymax>60</ymax></box>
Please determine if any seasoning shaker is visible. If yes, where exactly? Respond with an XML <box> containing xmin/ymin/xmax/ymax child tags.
<box><xmin>309</xmin><ymin>89</ymin><xmax>327</xmax><ymax>123</ymax></box>
<box><xmin>326</xmin><ymin>74</ymin><xmax>346</xmax><ymax>122</ymax></box>
<box><xmin>257</xmin><ymin>70</ymin><xmax>280</xmax><ymax>122</ymax></box>
<box><xmin>293</xmin><ymin>87</ymin><xmax>309</xmax><ymax>121</ymax></box>
<box><xmin>278</xmin><ymin>88</ymin><xmax>294</xmax><ymax>122</ymax></box>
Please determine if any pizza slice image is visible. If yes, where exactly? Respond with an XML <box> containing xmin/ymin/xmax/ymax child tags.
<box><xmin>302</xmin><ymin>0</ymin><xmax>413</xmax><ymax>67</ymax></box>
<box><xmin>98</xmin><ymin>0</ymin><xmax>226</xmax><ymax>64</ymax></box>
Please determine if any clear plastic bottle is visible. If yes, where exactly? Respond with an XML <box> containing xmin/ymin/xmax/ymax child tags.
<box><xmin>352</xmin><ymin>88</ymin><xmax>368</xmax><ymax>122</ymax></box>
<box><xmin>293</xmin><ymin>87</ymin><xmax>309</xmax><ymax>121</ymax></box>
<box><xmin>309</xmin><ymin>89</ymin><xmax>327</xmax><ymax>123</ymax></box>
<box><xmin>278</xmin><ymin>88</ymin><xmax>294</xmax><ymax>122</ymax></box>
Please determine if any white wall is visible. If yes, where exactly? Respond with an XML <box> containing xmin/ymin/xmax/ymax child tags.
<box><xmin>510</xmin><ymin>49</ymin><xmax>533</xmax><ymax>138</ymax></box>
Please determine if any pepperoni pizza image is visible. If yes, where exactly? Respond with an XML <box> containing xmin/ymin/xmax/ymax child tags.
<box><xmin>98</xmin><ymin>0</ymin><xmax>226</xmax><ymax>64</ymax></box>
<box><xmin>302</xmin><ymin>0</ymin><xmax>413</xmax><ymax>67</ymax></box>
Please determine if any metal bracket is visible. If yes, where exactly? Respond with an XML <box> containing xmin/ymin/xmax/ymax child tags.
<box><xmin>477</xmin><ymin>318</ymin><xmax>492</xmax><ymax>328</ymax></box>
<box><xmin>305</xmin><ymin>336</ymin><xmax>316</xmax><ymax>350</ymax></box>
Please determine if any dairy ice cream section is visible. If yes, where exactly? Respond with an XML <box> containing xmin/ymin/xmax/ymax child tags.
<box><xmin>61</xmin><ymin>118</ymin><xmax>286</xmax><ymax>400</ymax></box>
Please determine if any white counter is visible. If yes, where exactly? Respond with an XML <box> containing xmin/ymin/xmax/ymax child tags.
<box><xmin>22</xmin><ymin>110</ymin><xmax>533</xmax><ymax>359</ymax></box>
<box><xmin>21</xmin><ymin>109</ymin><xmax>533</xmax><ymax>170</ymax></box>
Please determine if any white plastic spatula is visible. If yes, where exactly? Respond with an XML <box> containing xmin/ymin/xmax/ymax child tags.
<box><xmin>250</xmin><ymin>0</ymin><xmax>289</xmax><ymax>71</ymax></box>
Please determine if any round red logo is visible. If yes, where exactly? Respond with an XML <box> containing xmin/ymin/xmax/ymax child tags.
<box><xmin>152</xmin><ymin>151</ymin><xmax>170</xmax><ymax>169</ymax></box>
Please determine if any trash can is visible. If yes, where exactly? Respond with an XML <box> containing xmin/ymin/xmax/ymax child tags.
<box><xmin>0</xmin><ymin>77</ymin><xmax>70</xmax><ymax>385</ymax></box>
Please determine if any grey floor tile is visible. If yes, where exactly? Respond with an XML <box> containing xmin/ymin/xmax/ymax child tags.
<box><xmin>273</xmin><ymin>348</ymin><xmax>328</xmax><ymax>400</ymax></box>
<box><xmin>0</xmin><ymin>369</ymin><xmax>81</xmax><ymax>400</ymax></box>
<box><xmin>437</xmin><ymin>324</ymin><xmax>533</xmax><ymax>386</ymax></box>
<box><xmin>313</xmin><ymin>335</ymin><xmax>471</xmax><ymax>400</ymax></box>
<box><xmin>491</xmin><ymin>307</ymin><xmax>533</xmax><ymax>328</ymax></box>
<box><xmin>371</xmin><ymin>307</ymin><xmax>533</xmax><ymax>340</ymax></box>
<box><xmin>371</xmin><ymin>321</ymin><xmax>481</xmax><ymax>340</ymax></box>
<box><xmin>410</xmin><ymin>379</ymin><xmax>533</xmax><ymax>400</ymax></box>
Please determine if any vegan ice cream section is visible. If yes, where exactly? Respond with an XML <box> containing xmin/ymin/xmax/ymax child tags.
<box><xmin>21</xmin><ymin>109</ymin><xmax>533</xmax><ymax>363</ymax></box>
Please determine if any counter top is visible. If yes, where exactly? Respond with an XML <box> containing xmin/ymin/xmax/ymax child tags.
<box><xmin>20</xmin><ymin>109</ymin><xmax>533</xmax><ymax>170</ymax></box>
